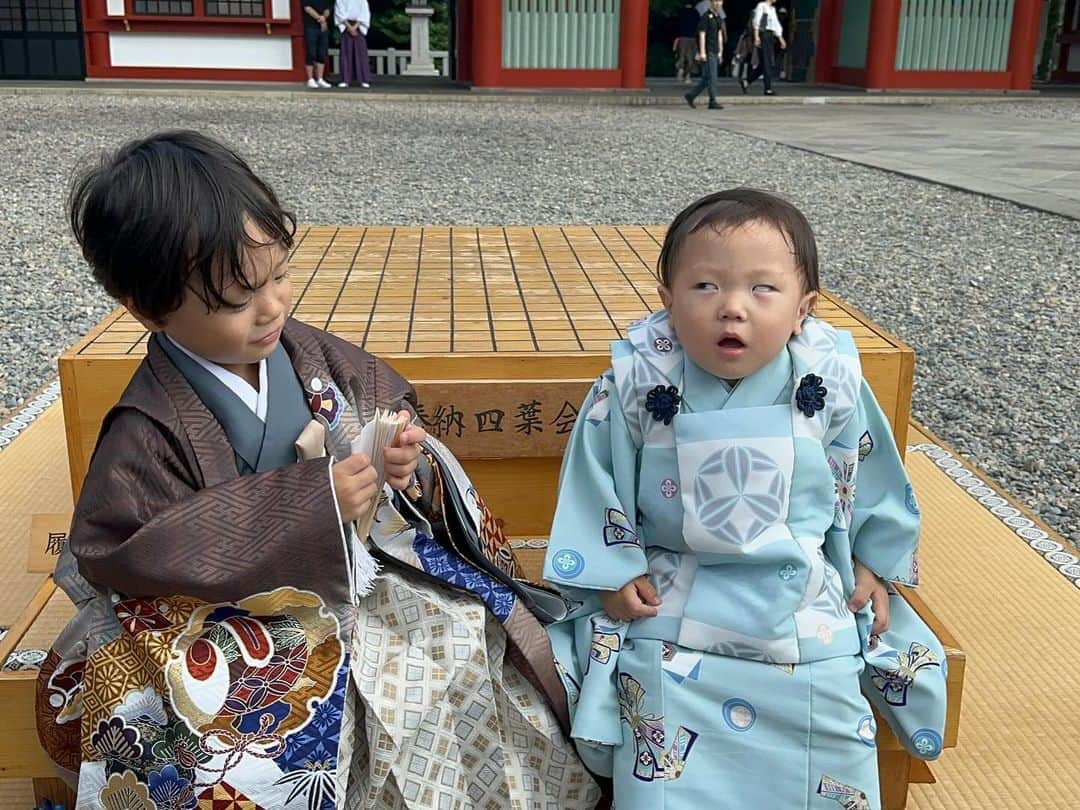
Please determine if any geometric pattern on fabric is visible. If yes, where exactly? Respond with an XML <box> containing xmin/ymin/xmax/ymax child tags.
<box><xmin>196</xmin><ymin>781</ymin><xmax>267</xmax><ymax>809</ymax></box>
<box><xmin>344</xmin><ymin>568</ymin><xmax>601</xmax><ymax>809</ymax></box>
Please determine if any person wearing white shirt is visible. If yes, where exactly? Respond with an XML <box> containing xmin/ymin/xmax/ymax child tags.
<box><xmin>335</xmin><ymin>0</ymin><xmax>372</xmax><ymax>88</ymax></box>
<box><xmin>741</xmin><ymin>0</ymin><xmax>786</xmax><ymax>95</ymax></box>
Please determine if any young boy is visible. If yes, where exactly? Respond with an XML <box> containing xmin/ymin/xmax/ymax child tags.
<box><xmin>36</xmin><ymin>131</ymin><xmax>599</xmax><ymax>809</ymax></box>
<box><xmin>543</xmin><ymin>189</ymin><xmax>947</xmax><ymax>808</ymax></box>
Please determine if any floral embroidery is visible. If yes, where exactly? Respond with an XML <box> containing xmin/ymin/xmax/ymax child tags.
<box><xmin>868</xmin><ymin>642</ymin><xmax>941</xmax><ymax>706</ymax></box>
<box><xmin>829</xmin><ymin>455</ymin><xmax>857</xmax><ymax>529</ymax></box>
<box><xmin>589</xmin><ymin>617</ymin><xmax>622</xmax><ymax>665</ymax></box>
<box><xmin>275</xmin><ymin>665</ymin><xmax>348</xmax><ymax>777</ymax></box>
<box><xmin>618</xmin><ymin>673</ymin><xmax>698</xmax><ymax>782</ymax></box>
<box><xmin>114</xmin><ymin>599</ymin><xmax>174</xmax><ymax>636</ymax></box>
<box><xmin>644</xmin><ymin>384</ymin><xmax>681</xmax><ymax>425</ymax></box>
<box><xmin>603</xmin><ymin>508</ymin><xmax>640</xmax><ymax>547</ymax></box>
<box><xmin>92</xmin><ymin>716</ymin><xmax>144</xmax><ymax>764</ymax></box>
<box><xmin>147</xmin><ymin>763</ymin><xmax>197</xmax><ymax>810</ymax></box>
<box><xmin>150</xmin><ymin>721</ymin><xmax>212</xmax><ymax>774</ymax></box>
<box><xmin>98</xmin><ymin>770</ymin><xmax>154</xmax><ymax>810</ymax></box>
<box><xmin>795</xmin><ymin>374</ymin><xmax>827</xmax><ymax>417</ymax></box>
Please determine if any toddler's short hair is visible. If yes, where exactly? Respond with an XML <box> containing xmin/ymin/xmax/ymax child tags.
<box><xmin>656</xmin><ymin>188</ymin><xmax>819</xmax><ymax>293</ymax></box>
<box><xmin>69</xmin><ymin>130</ymin><xmax>296</xmax><ymax>322</ymax></box>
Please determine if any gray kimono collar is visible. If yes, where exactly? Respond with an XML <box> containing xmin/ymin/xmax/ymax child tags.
<box><xmin>154</xmin><ymin>334</ymin><xmax>311</xmax><ymax>474</ymax></box>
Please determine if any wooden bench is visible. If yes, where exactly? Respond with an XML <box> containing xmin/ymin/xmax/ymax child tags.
<box><xmin>0</xmin><ymin>514</ymin><xmax>76</xmax><ymax>807</ymax></box>
<box><xmin>7</xmin><ymin>225</ymin><xmax>957</xmax><ymax>808</ymax></box>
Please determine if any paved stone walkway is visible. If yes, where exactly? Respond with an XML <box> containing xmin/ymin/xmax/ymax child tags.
<box><xmin>669</xmin><ymin>101</ymin><xmax>1080</xmax><ymax>219</ymax></box>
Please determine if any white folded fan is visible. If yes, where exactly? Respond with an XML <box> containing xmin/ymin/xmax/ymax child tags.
<box><xmin>349</xmin><ymin>408</ymin><xmax>409</xmax><ymax>540</ymax></box>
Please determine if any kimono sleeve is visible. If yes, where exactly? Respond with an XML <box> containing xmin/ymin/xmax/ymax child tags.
<box><xmin>542</xmin><ymin>372</ymin><xmax>648</xmax><ymax>592</ymax></box>
<box><xmin>838</xmin><ymin>380</ymin><xmax>922</xmax><ymax>586</ymax></box>
<box><xmin>71</xmin><ymin>409</ymin><xmax>350</xmax><ymax>604</ymax></box>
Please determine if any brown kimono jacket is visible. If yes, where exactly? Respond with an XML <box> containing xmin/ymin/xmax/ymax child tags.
<box><xmin>35</xmin><ymin>318</ymin><xmax>574</xmax><ymax>807</ymax></box>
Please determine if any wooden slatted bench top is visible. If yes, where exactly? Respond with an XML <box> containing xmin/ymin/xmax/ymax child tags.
<box><xmin>76</xmin><ymin>225</ymin><xmax>899</xmax><ymax>360</ymax></box>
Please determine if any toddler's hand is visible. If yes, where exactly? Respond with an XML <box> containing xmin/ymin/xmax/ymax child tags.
<box><xmin>332</xmin><ymin>452</ymin><xmax>378</xmax><ymax>524</ymax></box>
<box><xmin>600</xmin><ymin>575</ymin><xmax>662</xmax><ymax>622</ymax></box>
<box><xmin>384</xmin><ymin>411</ymin><xmax>426</xmax><ymax>490</ymax></box>
<box><xmin>849</xmin><ymin>560</ymin><xmax>890</xmax><ymax>636</ymax></box>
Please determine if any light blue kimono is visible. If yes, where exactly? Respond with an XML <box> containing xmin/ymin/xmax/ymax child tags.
<box><xmin>543</xmin><ymin>312</ymin><xmax>948</xmax><ymax>810</ymax></box>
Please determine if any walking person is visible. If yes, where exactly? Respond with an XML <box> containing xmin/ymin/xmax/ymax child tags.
<box><xmin>741</xmin><ymin>0</ymin><xmax>786</xmax><ymax>96</ymax></box>
<box><xmin>684</xmin><ymin>0</ymin><xmax>725</xmax><ymax>110</ymax></box>
<box><xmin>335</xmin><ymin>0</ymin><xmax>372</xmax><ymax>88</ymax></box>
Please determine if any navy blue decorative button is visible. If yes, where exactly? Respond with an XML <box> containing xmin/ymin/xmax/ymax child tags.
<box><xmin>645</xmin><ymin>384</ymin><xmax>681</xmax><ymax>425</ymax></box>
<box><xmin>552</xmin><ymin>549</ymin><xmax>585</xmax><ymax>579</ymax></box>
<box><xmin>653</xmin><ymin>336</ymin><xmax>673</xmax><ymax>353</ymax></box>
<box><xmin>795</xmin><ymin>373</ymin><xmax>827</xmax><ymax>417</ymax></box>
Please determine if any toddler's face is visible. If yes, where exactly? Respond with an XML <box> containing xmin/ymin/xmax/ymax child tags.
<box><xmin>133</xmin><ymin>221</ymin><xmax>292</xmax><ymax>378</ymax></box>
<box><xmin>659</xmin><ymin>220</ymin><xmax>816</xmax><ymax>382</ymax></box>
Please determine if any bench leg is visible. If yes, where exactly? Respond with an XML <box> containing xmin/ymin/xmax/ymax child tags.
<box><xmin>33</xmin><ymin>776</ymin><xmax>76</xmax><ymax>807</ymax></box>
<box><xmin>878</xmin><ymin>750</ymin><xmax>912</xmax><ymax>810</ymax></box>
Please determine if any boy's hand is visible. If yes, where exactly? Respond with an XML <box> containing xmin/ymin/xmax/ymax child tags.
<box><xmin>384</xmin><ymin>411</ymin><xmax>426</xmax><ymax>490</ymax></box>
<box><xmin>850</xmin><ymin>560</ymin><xmax>890</xmax><ymax>635</ymax></box>
<box><xmin>599</xmin><ymin>575</ymin><xmax>662</xmax><ymax>622</ymax></box>
<box><xmin>333</xmin><ymin>452</ymin><xmax>378</xmax><ymax>524</ymax></box>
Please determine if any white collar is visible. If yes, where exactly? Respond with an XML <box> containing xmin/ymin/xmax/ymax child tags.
<box><xmin>164</xmin><ymin>334</ymin><xmax>268</xmax><ymax>422</ymax></box>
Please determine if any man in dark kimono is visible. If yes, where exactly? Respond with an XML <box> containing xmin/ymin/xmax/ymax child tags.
<box><xmin>36</xmin><ymin>131</ymin><xmax>599</xmax><ymax>810</ymax></box>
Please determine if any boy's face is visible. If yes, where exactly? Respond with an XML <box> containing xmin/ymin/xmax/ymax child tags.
<box><xmin>659</xmin><ymin>220</ymin><xmax>816</xmax><ymax>382</ymax></box>
<box><xmin>130</xmin><ymin>222</ymin><xmax>292</xmax><ymax>380</ymax></box>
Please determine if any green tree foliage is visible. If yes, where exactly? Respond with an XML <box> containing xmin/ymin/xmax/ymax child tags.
<box><xmin>648</xmin><ymin>0</ymin><xmax>688</xmax><ymax>76</ymax></box>
<box><xmin>367</xmin><ymin>0</ymin><xmax>450</xmax><ymax>50</ymax></box>
<box><xmin>1036</xmin><ymin>0</ymin><xmax>1063</xmax><ymax>81</ymax></box>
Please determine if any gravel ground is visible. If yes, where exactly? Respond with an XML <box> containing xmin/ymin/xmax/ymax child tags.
<box><xmin>952</xmin><ymin>98</ymin><xmax>1080</xmax><ymax>122</ymax></box>
<box><xmin>0</xmin><ymin>92</ymin><xmax>1076</xmax><ymax>544</ymax></box>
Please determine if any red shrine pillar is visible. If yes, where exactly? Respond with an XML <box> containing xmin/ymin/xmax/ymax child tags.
<box><xmin>864</xmin><ymin>0</ymin><xmax>901</xmax><ymax>89</ymax></box>
<box><xmin>1006</xmin><ymin>0</ymin><xmax>1040</xmax><ymax>89</ymax></box>
<box><xmin>619</xmin><ymin>0</ymin><xmax>649</xmax><ymax>89</ymax></box>
<box><xmin>471</xmin><ymin>0</ymin><xmax>503</xmax><ymax>87</ymax></box>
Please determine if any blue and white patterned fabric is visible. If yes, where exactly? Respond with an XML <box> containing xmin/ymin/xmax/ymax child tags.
<box><xmin>543</xmin><ymin>312</ymin><xmax>947</xmax><ymax>807</ymax></box>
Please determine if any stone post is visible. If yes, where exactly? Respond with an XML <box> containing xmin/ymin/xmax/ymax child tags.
<box><xmin>403</xmin><ymin>3</ymin><xmax>440</xmax><ymax>76</ymax></box>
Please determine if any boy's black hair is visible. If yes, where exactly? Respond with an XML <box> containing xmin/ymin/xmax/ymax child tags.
<box><xmin>656</xmin><ymin>188</ymin><xmax>820</xmax><ymax>293</ymax></box>
<box><xmin>69</xmin><ymin>130</ymin><xmax>296</xmax><ymax>323</ymax></box>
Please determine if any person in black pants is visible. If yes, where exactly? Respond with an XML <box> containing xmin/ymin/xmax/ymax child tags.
<box><xmin>302</xmin><ymin>0</ymin><xmax>332</xmax><ymax>88</ymax></box>
<box><xmin>741</xmin><ymin>0</ymin><xmax>786</xmax><ymax>96</ymax></box>
<box><xmin>684</xmin><ymin>0</ymin><xmax>725</xmax><ymax>110</ymax></box>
